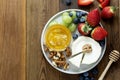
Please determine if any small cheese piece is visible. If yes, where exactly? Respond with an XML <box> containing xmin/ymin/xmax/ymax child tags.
<box><xmin>68</xmin><ymin>53</ymin><xmax>83</xmax><ymax>68</ymax></box>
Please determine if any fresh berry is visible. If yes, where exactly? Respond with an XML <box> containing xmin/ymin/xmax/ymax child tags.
<box><xmin>65</xmin><ymin>0</ymin><xmax>72</xmax><ymax>6</ymax></box>
<box><xmin>87</xmin><ymin>9</ymin><xmax>100</xmax><ymax>27</ymax></box>
<box><xmin>91</xmin><ymin>77</ymin><xmax>95</xmax><ymax>80</ymax></box>
<box><xmin>79</xmin><ymin>17</ymin><xmax>86</xmax><ymax>23</ymax></box>
<box><xmin>99</xmin><ymin>39</ymin><xmax>105</xmax><ymax>47</ymax></box>
<box><xmin>78</xmin><ymin>23</ymin><xmax>92</xmax><ymax>35</ymax></box>
<box><xmin>73</xmin><ymin>34</ymin><xmax>78</xmax><ymax>40</ymax></box>
<box><xmin>83</xmin><ymin>72</ymin><xmax>89</xmax><ymax>77</ymax></box>
<box><xmin>84</xmin><ymin>77</ymin><xmax>90</xmax><ymax>80</ymax></box>
<box><xmin>61</xmin><ymin>22</ymin><xmax>69</xmax><ymax>27</ymax></box>
<box><xmin>62</xmin><ymin>12</ymin><xmax>72</xmax><ymax>24</ymax></box>
<box><xmin>69</xmin><ymin>12</ymin><xmax>73</xmax><ymax>17</ymax></box>
<box><xmin>78</xmin><ymin>0</ymin><xmax>94</xmax><ymax>6</ymax></box>
<box><xmin>91</xmin><ymin>26</ymin><xmax>107</xmax><ymax>41</ymax></box>
<box><xmin>76</xmin><ymin>11</ymin><xmax>82</xmax><ymax>18</ymax></box>
<box><xmin>79</xmin><ymin>76</ymin><xmax>84</xmax><ymax>80</ymax></box>
<box><xmin>98</xmin><ymin>0</ymin><xmax>104</xmax><ymax>3</ymax></box>
<box><xmin>68</xmin><ymin>23</ymin><xmax>77</xmax><ymax>32</ymax></box>
<box><xmin>49</xmin><ymin>21</ymin><xmax>58</xmax><ymax>27</ymax></box>
<box><xmin>70</xmin><ymin>11</ymin><xmax>77</xmax><ymax>19</ymax></box>
<box><xmin>81</xmin><ymin>12</ymin><xmax>87</xmax><ymax>16</ymax></box>
<box><xmin>73</xmin><ymin>18</ymin><xmax>79</xmax><ymax>24</ymax></box>
<box><xmin>101</xmin><ymin>6</ymin><xmax>116</xmax><ymax>19</ymax></box>
<box><xmin>63</xmin><ymin>12</ymin><xmax>69</xmax><ymax>16</ymax></box>
<box><xmin>99</xmin><ymin>0</ymin><xmax>110</xmax><ymax>8</ymax></box>
<box><xmin>91</xmin><ymin>67</ymin><xmax>99</xmax><ymax>75</ymax></box>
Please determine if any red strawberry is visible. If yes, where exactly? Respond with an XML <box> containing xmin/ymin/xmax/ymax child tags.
<box><xmin>78</xmin><ymin>23</ymin><xmax>92</xmax><ymax>35</ymax></box>
<box><xmin>87</xmin><ymin>9</ymin><xmax>100</xmax><ymax>27</ymax></box>
<box><xmin>78</xmin><ymin>0</ymin><xmax>94</xmax><ymax>6</ymax></box>
<box><xmin>91</xmin><ymin>26</ymin><xmax>108</xmax><ymax>41</ymax></box>
<box><xmin>98</xmin><ymin>0</ymin><xmax>104</xmax><ymax>3</ymax></box>
<box><xmin>99</xmin><ymin>0</ymin><xmax>110</xmax><ymax>8</ymax></box>
<box><xmin>101</xmin><ymin>6</ymin><xmax>116</xmax><ymax>19</ymax></box>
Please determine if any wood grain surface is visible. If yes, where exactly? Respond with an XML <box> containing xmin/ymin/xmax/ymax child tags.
<box><xmin>0</xmin><ymin>0</ymin><xmax>120</xmax><ymax>80</ymax></box>
<box><xmin>27</xmin><ymin>0</ymin><xmax>60</xmax><ymax>80</ymax></box>
<box><xmin>0</xmin><ymin>0</ymin><xmax>26</xmax><ymax>80</ymax></box>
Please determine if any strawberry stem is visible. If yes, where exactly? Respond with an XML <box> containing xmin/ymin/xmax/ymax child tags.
<box><xmin>83</xmin><ymin>24</ymin><xmax>93</xmax><ymax>33</ymax></box>
<box><xmin>110</xmin><ymin>6</ymin><xmax>116</xmax><ymax>13</ymax></box>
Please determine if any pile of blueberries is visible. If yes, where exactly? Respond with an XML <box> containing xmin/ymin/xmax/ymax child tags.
<box><xmin>70</xmin><ymin>11</ymin><xmax>87</xmax><ymax>24</ymax></box>
<box><xmin>79</xmin><ymin>67</ymin><xmax>99</xmax><ymax>80</ymax></box>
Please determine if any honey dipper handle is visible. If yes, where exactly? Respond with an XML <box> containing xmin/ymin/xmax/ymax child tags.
<box><xmin>98</xmin><ymin>60</ymin><xmax>113</xmax><ymax>80</ymax></box>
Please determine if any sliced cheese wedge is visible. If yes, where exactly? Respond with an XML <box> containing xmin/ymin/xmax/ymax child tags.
<box><xmin>68</xmin><ymin>53</ymin><xmax>83</xmax><ymax>68</ymax></box>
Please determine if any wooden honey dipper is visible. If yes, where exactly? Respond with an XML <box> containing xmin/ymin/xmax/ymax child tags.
<box><xmin>98</xmin><ymin>50</ymin><xmax>120</xmax><ymax>80</ymax></box>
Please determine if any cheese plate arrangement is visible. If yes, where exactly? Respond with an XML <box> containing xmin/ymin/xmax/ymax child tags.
<box><xmin>41</xmin><ymin>9</ymin><xmax>107</xmax><ymax>74</ymax></box>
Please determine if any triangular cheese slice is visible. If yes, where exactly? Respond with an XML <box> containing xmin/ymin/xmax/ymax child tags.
<box><xmin>68</xmin><ymin>53</ymin><xmax>83</xmax><ymax>68</ymax></box>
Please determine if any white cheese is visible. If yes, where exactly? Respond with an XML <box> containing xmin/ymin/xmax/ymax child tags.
<box><xmin>68</xmin><ymin>53</ymin><xmax>83</xmax><ymax>68</ymax></box>
<box><xmin>68</xmin><ymin>36</ymin><xmax>102</xmax><ymax>68</ymax></box>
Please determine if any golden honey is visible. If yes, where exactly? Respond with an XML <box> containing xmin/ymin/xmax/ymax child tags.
<box><xmin>45</xmin><ymin>24</ymin><xmax>71</xmax><ymax>51</ymax></box>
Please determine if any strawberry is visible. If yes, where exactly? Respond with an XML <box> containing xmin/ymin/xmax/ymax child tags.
<box><xmin>78</xmin><ymin>0</ymin><xmax>94</xmax><ymax>6</ymax></box>
<box><xmin>78</xmin><ymin>23</ymin><xmax>92</xmax><ymax>35</ymax></box>
<box><xmin>99</xmin><ymin>0</ymin><xmax>110</xmax><ymax>8</ymax></box>
<box><xmin>98</xmin><ymin>0</ymin><xmax>104</xmax><ymax>3</ymax></box>
<box><xmin>101</xmin><ymin>6</ymin><xmax>116</xmax><ymax>19</ymax></box>
<box><xmin>87</xmin><ymin>9</ymin><xmax>100</xmax><ymax>27</ymax></box>
<box><xmin>91</xmin><ymin>26</ymin><xmax>108</xmax><ymax>41</ymax></box>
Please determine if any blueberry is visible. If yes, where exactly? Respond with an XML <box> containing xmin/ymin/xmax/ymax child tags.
<box><xmin>84</xmin><ymin>77</ymin><xmax>90</xmax><ymax>80</ymax></box>
<box><xmin>69</xmin><ymin>12</ymin><xmax>73</xmax><ymax>17</ymax></box>
<box><xmin>73</xmin><ymin>34</ymin><xmax>78</xmax><ymax>40</ymax></box>
<box><xmin>99</xmin><ymin>40</ymin><xmax>105</xmax><ymax>47</ymax></box>
<box><xmin>79</xmin><ymin>17</ymin><xmax>85</xmax><ymax>23</ymax></box>
<box><xmin>91</xmin><ymin>77</ymin><xmax>95</xmax><ymax>80</ymax></box>
<box><xmin>91</xmin><ymin>67</ymin><xmax>99</xmax><ymax>75</ymax></box>
<box><xmin>79</xmin><ymin>76</ymin><xmax>84</xmax><ymax>80</ymax></box>
<box><xmin>83</xmin><ymin>72</ymin><xmax>89</xmax><ymax>77</ymax></box>
<box><xmin>73</xmin><ymin>18</ymin><xmax>79</xmax><ymax>24</ymax></box>
<box><xmin>81</xmin><ymin>12</ymin><xmax>87</xmax><ymax>16</ymax></box>
<box><xmin>76</xmin><ymin>11</ymin><xmax>82</xmax><ymax>18</ymax></box>
<box><xmin>65</xmin><ymin>0</ymin><xmax>71</xmax><ymax>6</ymax></box>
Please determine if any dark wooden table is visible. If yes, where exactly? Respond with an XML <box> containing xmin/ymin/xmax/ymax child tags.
<box><xmin>0</xmin><ymin>0</ymin><xmax>120</xmax><ymax>80</ymax></box>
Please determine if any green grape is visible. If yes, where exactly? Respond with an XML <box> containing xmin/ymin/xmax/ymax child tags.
<box><xmin>48</xmin><ymin>21</ymin><xmax>58</xmax><ymax>27</ymax></box>
<box><xmin>62</xmin><ymin>15</ymin><xmax>72</xmax><ymax>24</ymax></box>
<box><xmin>68</xmin><ymin>23</ymin><xmax>77</xmax><ymax>32</ymax></box>
<box><xmin>70</xmin><ymin>11</ymin><xmax>77</xmax><ymax>19</ymax></box>
<box><xmin>60</xmin><ymin>22</ymin><xmax>69</xmax><ymax>27</ymax></box>
<box><xmin>62</xmin><ymin>12</ymin><xmax>69</xmax><ymax>16</ymax></box>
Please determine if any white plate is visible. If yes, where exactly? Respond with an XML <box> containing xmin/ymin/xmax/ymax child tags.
<box><xmin>41</xmin><ymin>9</ymin><xmax>106</xmax><ymax>74</ymax></box>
